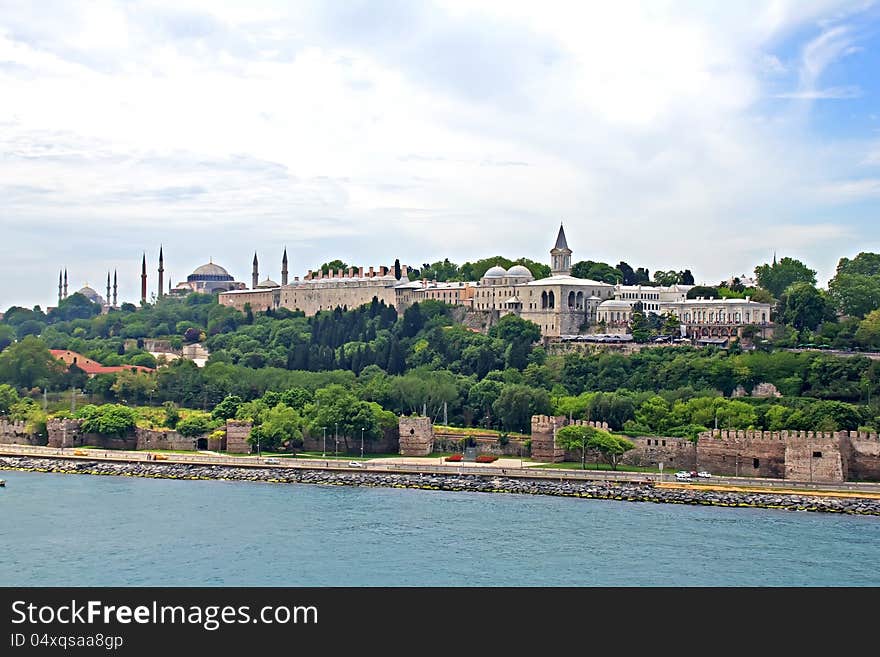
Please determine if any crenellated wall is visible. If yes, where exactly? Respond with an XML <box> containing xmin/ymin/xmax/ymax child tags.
<box><xmin>0</xmin><ymin>418</ymin><xmax>45</xmax><ymax>446</ymax></box>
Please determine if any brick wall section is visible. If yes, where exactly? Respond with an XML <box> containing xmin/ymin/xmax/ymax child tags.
<box><xmin>695</xmin><ymin>430</ymin><xmax>787</xmax><ymax>478</ymax></box>
<box><xmin>398</xmin><ymin>416</ymin><xmax>433</xmax><ymax>456</ymax></box>
<box><xmin>0</xmin><ymin>419</ymin><xmax>45</xmax><ymax>446</ymax></box>
<box><xmin>530</xmin><ymin>415</ymin><xmax>566</xmax><ymax>462</ymax></box>
<box><xmin>226</xmin><ymin>420</ymin><xmax>252</xmax><ymax>454</ymax></box>
<box><xmin>784</xmin><ymin>431</ymin><xmax>846</xmax><ymax>483</ymax></box>
<box><xmin>47</xmin><ymin>418</ymin><xmax>84</xmax><ymax>447</ymax></box>
<box><xmin>849</xmin><ymin>433</ymin><xmax>880</xmax><ymax>481</ymax></box>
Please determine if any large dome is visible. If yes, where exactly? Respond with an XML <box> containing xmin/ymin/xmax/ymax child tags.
<box><xmin>191</xmin><ymin>262</ymin><xmax>231</xmax><ymax>278</ymax></box>
<box><xmin>484</xmin><ymin>265</ymin><xmax>508</xmax><ymax>278</ymax></box>
<box><xmin>256</xmin><ymin>278</ymin><xmax>279</xmax><ymax>288</ymax></box>
<box><xmin>507</xmin><ymin>265</ymin><xmax>532</xmax><ymax>278</ymax></box>
<box><xmin>76</xmin><ymin>286</ymin><xmax>103</xmax><ymax>304</ymax></box>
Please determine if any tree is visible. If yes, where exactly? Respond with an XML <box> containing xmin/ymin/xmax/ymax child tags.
<box><xmin>0</xmin><ymin>383</ymin><xmax>20</xmax><ymax>414</ymax></box>
<box><xmin>556</xmin><ymin>424</ymin><xmax>599</xmax><ymax>469</ymax></box>
<box><xmin>778</xmin><ymin>282</ymin><xmax>834</xmax><ymax>331</ymax></box>
<box><xmin>111</xmin><ymin>370</ymin><xmax>157</xmax><ymax>405</ymax></box>
<box><xmin>828</xmin><ymin>256</ymin><xmax>880</xmax><ymax>317</ymax></box>
<box><xmin>163</xmin><ymin>401</ymin><xmax>180</xmax><ymax>429</ymax></box>
<box><xmin>662</xmin><ymin>313</ymin><xmax>681</xmax><ymax>336</ymax></box>
<box><xmin>488</xmin><ymin>314</ymin><xmax>541</xmax><ymax>370</ymax></box>
<box><xmin>630</xmin><ymin>308</ymin><xmax>650</xmax><ymax>343</ymax></box>
<box><xmin>679</xmin><ymin>269</ymin><xmax>695</xmax><ymax>285</ymax></box>
<box><xmin>687</xmin><ymin>285</ymin><xmax>719</xmax><ymax>299</ymax></box>
<box><xmin>616</xmin><ymin>261</ymin><xmax>635</xmax><ymax>285</ymax></box>
<box><xmin>394</xmin><ymin>259</ymin><xmax>402</xmax><ymax>281</ymax></box>
<box><xmin>587</xmin><ymin>431</ymin><xmax>634</xmax><ymax>470</ymax></box>
<box><xmin>251</xmin><ymin>403</ymin><xmax>303</xmax><ymax>452</ymax></box>
<box><xmin>0</xmin><ymin>336</ymin><xmax>64</xmax><ymax>390</ymax></box>
<box><xmin>77</xmin><ymin>404</ymin><xmax>137</xmax><ymax>436</ymax></box>
<box><xmin>755</xmin><ymin>257</ymin><xmax>817</xmax><ymax>298</ymax></box>
<box><xmin>0</xmin><ymin>325</ymin><xmax>14</xmax><ymax>352</ymax></box>
<box><xmin>212</xmin><ymin>394</ymin><xmax>244</xmax><ymax>420</ymax></box>
<box><xmin>176</xmin><ymin>414</ymin><xmax>211</xmax><ymax>437</ymax></box>
<box><xmin>653</xmin><ymin>270</ymin><xmax>680</xmax><ymax>286</ymax></box>
<box><xmin>855</xmin><ymin>310</ymin><xmax>880</xmax><ymax>350</ymax></box>
<box><xmin>571</xmin><ymin>261</ymin><xmax>621</xmax><ymax>283</ymax></box>
<box><xmin>318</xmin><ymin>260</ymin><xmax>348</xmax><ymax>275</ymax></box>
<box><xmin>492</xmin><ymin>384</ymin><xmax>551</xmax><ymax>433</ymax></box>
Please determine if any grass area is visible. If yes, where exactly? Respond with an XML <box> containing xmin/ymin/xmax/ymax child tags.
<box><xmin>532</xmin><ymin>461</ymin><xmax>659</xmax><ymax>473</ymax></box>
<box><xmin>433</xmin><ymin>424</ymin><xmax>529</xmax><ymax>439</ymax></box>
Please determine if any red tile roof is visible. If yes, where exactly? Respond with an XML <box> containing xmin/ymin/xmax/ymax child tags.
<box><xmin>50</xmin><ymin>350</ymin><xmax>155</xmax><ymax>376</ymax></box>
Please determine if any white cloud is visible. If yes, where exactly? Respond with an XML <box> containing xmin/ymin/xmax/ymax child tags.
<box><xmin>0</xmin><ymin>0</ymin><xmax>876</xmax><ymax>308</ymax></box>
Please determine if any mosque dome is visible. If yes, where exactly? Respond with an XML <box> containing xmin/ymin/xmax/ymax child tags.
<box><xmin>483</xmin><ymin>266</ymin><xmax>508</xmax><ymax>278</ymax></box>
<box><xmin>257</xmin><ymin>278</ymin><xmax>279</xmax><ymax>288</ymax></box>
<box><xmin>507</xmin><ymin>265</ymin><xmax>533</xmax><ymax>278</ymax></box>
<box><xmin>76</xmin><ymin>286</ymin><xmax>103</xmax><ymax>304</ymax></box>
<box><xmin>191</xmin><ymin>262</ymin><xmax>231</xmax><ymax>278</ymax></box>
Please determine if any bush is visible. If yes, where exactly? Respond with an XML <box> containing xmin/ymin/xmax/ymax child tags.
<box><xmin>176</xmin><ymin>414</ymin><xmax>211</xmax><ymax>437</ymax></box>
<box><xmin>445</xmin><ymin>454</ymin><xmax>463</xmax><ymax>462</ymax></box>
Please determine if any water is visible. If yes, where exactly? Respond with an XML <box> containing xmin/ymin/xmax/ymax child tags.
<box><xmin>1</xmin><ymin>470</ymin><xmax>879</xmax><ymax>586</ymax></box>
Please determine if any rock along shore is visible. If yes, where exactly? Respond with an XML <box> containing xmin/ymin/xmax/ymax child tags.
<box><xmin>2</xmin><ymin>456</ymin><xmax>880</xmax><ymax>516</ymax></box>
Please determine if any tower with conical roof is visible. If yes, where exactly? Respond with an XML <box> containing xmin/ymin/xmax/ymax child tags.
<box><xmin>106</xmin><ymin>272</ymin><xmax>111</xmax><ymax>307</ymax></box>
<box><xmin>113</xmin><ymin>270</ymin><xmax>118</xmax><ymax>307</ymax></box>
<box><xmin>158</xmin><ymin>246</ymin><xmax>164</xmax><ymax>299</ymax></box>
<box><xmin>281</xmin><ymin>248</ymin><xmax>288</xmax><ymax>286</ymax></box>
<box><xmin>141</xmin><ymin>253</ymin><xmax>147</xmax><ymax>304</ymax></box>
<box><xmin>252</xmin><ymin>252</ymin><xmax>259</xmax><ymax>289</ymax></box>
<box><xmin>550</xmin><ymin>223</ymin><xmax>572</xmax><ymax>276</ymax></box>
<box><xmin>63</xmin><ymin>269</ymin><xmax>68</xmax><ymax>299</ymax></box>
<box><xmin>58</xmin><ymin>271</ymin><xmax>63</xmax><ymax>305</ymax></box>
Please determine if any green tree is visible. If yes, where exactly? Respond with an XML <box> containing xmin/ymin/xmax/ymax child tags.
<box><xmin>0</xmin><ymin>383</ymin><xmax>20</xmax><ymax>414</ymax></box>
<box><xmin>630</xmin><ymin>309</ymin><xmax>650</xmax><ymax>343</ymax></box>
<box><xmin>687</xmin><ymin>285</ymin><xmax>720</xmax><ymax>299</ymax></box>
<box><xmin>556</xmin><ymin>424</ymin><xmax>599</xmax><ymax>469</ymax></box>
<box><xmin>0</xmin><ymin>325</ymin><xmax>15</xmax><ymax>352</ymax></box>
<box><xmin>587</xmin><ymin>431</ymin><xmax>634</xmax><ymax>470</ymax></box>
<box><xmin>571</xmin><ymin>261</ymin><xmax>621</xmax><ymax>283</ymax></box>
<box><xmin>211</xmin><ymin>394</ymin><xmax>243</xmax><ymax>421</ymax></box>
<box><xmin>0</xmin><ymin>336</ymin><xmax>64</xmax><ymax>390</ymax></box>
<box><xmin>755</xmin><ymin>257</ymin><xmax>817</xmax><ymax>298</ymax></box>
<box><xmin>778</xmin><ymin>282</ymin><xmax>834</xmax><ymax>331</ymax></box>
<box><xmin>855</xmin><ymin>310</ymin><xmax>880</xmax><ymax>350</ymax></box>
<box><xmin>653</xmin><ymin>270</ymin><xmax>680</xmax><ymax>286</ymax></box>
<box><xmin>662</xmin><ymin>313</ymin><xmax>681</xmax><ymax>336</ymax></box>
<box><xmin>176</xmin><ymin>414</ymin><xmax>211</xmax><ymax>437</ymax></box>
<box><xmin>251</xmin><ymin>403</ymin><xmax>303</xmax><ymax>452</ymax></box>
<box><xmin>163</xmin><ymin>401</ymin><xmax>180</xmax><ymax>429</ymax></box>
<box><xmin>492</xmin><ymin>384</ymin><xmax>551</xmax><ymax>433</ymax></box>
<box><xmin>77</xmin><ymin>404</ymin><xmax>137</xmax><ymax>436</ymax></box>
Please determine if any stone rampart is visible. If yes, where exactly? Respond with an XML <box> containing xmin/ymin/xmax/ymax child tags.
<box><xmin>135</xmin><ymin>427</ymin><xmax>196</xmax><ymax>451</ymax></box>
<box><xmin>226</xmin><ymin>420</ymin><xmax>252</xmax><ymax>454</ymax></box>
<box><xmin>530</xmin><ymin>415</ymin><xmax>566</xmax><ymax>462</ymax></box>
<box><xmin>0</xmin><ymin>418</ymin><xmax>44</xmax><ymax>446</ymax></box>
<box><xmin>398</xmin><ymin>416</ymin><xmax>433</xmax><ymax>456</ymax></box>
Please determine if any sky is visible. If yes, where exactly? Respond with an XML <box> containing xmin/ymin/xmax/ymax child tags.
<box><xmin>1</xmin><ymin>0</ymin><xmax>880</xmax><ymax>309</ymax></box>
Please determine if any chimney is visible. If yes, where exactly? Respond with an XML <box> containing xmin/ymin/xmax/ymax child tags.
<box><xmin>347</xmin><ymin>267</ymin><xmax>353</xmax><ymax>278</ymax></box>
<box><xmin>337</xmin><ymin>268</ymin><xmax>343</xmax><ymax>278</ymax></box>
<box><xmin>401</xmin><ymin>265</ymin><xmax>408</xmax><ymax>278</ymax></box>
<box><xmin>358</xmin><ymin>266</ymin><xmax>364</xmax><ymax>278</ymax></box>
<box><xmin>380</xmin><ymin>266</ymin><xmax>387</xmax><ymax>276</ymax></box>
<box><xmin>369</xmin><ymin>266</ymin><xmax>374</xmax><ymax>277</ymax></box>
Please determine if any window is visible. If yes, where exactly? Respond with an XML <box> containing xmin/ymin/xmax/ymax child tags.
<box><xmin>662</xmin><ymin>440</ymin><xmax>666</xmax><ymax>447</ymax></box>
<box><xmin>753</xmin><ymin>458</ymin><xmax>759</xmax><ymax>469</ymax></box>
<box><xmin>813</xmin><ymin>451</ymin><xmax>822</xmax><ymax>458</ymax></box>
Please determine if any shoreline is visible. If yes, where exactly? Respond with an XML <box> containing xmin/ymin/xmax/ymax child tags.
<box><xmin>3</xmin><ymin>456</ymin><xmax>880</xmax><ymax>516</ymax></box>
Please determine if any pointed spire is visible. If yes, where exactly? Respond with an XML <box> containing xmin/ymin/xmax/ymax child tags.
<box><xmin>553</xmin><ymin>222</ymin><xmax>569</xmax><ymax>250</ymax></box>
<box><xmin>58</xmin><ymin>270</ymin><xmax>63</xmax><ymax>305</ymax></box>
<box><xmin>772</xmin><ymin>250</ymin><xmax>777</xmax><ymax>266</ymax></box>
<box><xmin>252</xmin><ymin>252</ymin><xmax>259</xmax><ymax>289</ymax></box>
<box><xmin>157</xmin><ymin>245</ymin><xmax>164</xmax><ymax>299</ymax></box>
<box><xmin>106</xmin><ymin>271</ymin><xmax>111</xmax><ymax>306</ymax></box>
<box><xmin>113</xmin><ymin>270</ymin><xmax>118</xmax><ymax>307</ymax></box>
<box><xmin>63</xmin><ymin>268</ymin><xmax>68</xmax><ymax>299</ymax></box>
<box><xmin>281</xmin><ymin>247</ymin><xmax>289</xmax><ymax>286</ymax></box>
<box><xmin>141</xmin><ymin>253</ymin><xmax>147</xmax><ymax>304</ymax></box>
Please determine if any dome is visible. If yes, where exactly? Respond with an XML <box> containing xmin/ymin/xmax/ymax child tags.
<box><xmin>191</xmin><ymin>262</ymin><xmax>231</xmax><ymax>278</ymax></box>
<box><xmin>507</xmin><ymin>265</ymin><xmax>532</xmax><ymax>278</ymax></box>
<box><xmin>484</xmin><ymin>266</ymin><xmax>508</xmax><ymax>278</ymax></box>
<box><xmin>256</xmin><ymin>278</ymin><xmax>279</xmax><ymax>288</ymax></box>
<box><xmin>76</xmin><ymin>286</ymin><xmax>103</xmax><ymax>304</ymax></box>
<box><xmin>598</xmin><ymin>299</ymin><xmax>633</xmax><ymax>308</ymax></box>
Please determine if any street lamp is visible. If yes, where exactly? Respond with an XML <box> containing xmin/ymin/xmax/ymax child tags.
<box><xmin>334</xmin><ymin>422</ymin><xmax>338</xmax><ymax>458</ymax></box>
<box><xmin>322</xmin><ymin>426</ymin><xmax>327</xmax><ymax>457</ymax></box>
<box><xmin>360</xmin><ymin>427</ymin><xmax>365</xmax><ymax>458</ymax></box>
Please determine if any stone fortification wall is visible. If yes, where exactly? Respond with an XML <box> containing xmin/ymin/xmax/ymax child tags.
<box><xmin>617</xmin><ymin>436</ymin><xmax>695</xmax><ymax>471</ymax></box>
<box><xmin>279</xmin><ymin>281</ymin><xmax>398</xmax><ymax>317</ymax></box>
<box><xmin>134</xmin><ymin>427</ymin><xmax>196</xmax><ymax>451</ymax></box>
<box><xmin>784</xmin><ymin>432</ymin><xmax>846</xmax><ymax>483</ymax></box>
<box><xmin>849</xmin><ymin>433</ymin><xmax>880</xmax><ymax>481</ymax></box>
<box><xmin>695</xmin><ymin>429</ymin><xmax>787</xmax><ymax>479</ymax></box>
<box><xmin>47</xmin><ymin>418</ymin><xmax>84</xmax><ymax>448</ymax></box>
<box><xmin>530</xmin><ymin>415</ymin><xmax>566</xmax><ymax>462</ymax></box>
<box><xmin>432</xmin><ymin>431</ymin><xmax>528</xmax><ymax>457</ymax></box>
<box><xmin>398</xmin><ymin>416</ymin><xmax>433</xmax><ymax>456</ymax></box>
<box><xmin>0</xmin><ymin>418</ymin><xmax>45</xmax><ymax>446</ymax></box>
<box><xmin>225</xmin><ymin>420</ymin><xmax>252</xmax><ymax>454</ymax></box>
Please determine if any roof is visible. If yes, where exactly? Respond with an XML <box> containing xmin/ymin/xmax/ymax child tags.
<box><xmin>50</xmin><ymin>350</ymin><xmax>155</xmax><ymax>377</ymax></box>
<box><xmin>664</xmin><ymin>298</ymin><xmax>771</xmax><ymax>306</ymax></box>
<box><xmin>520</xmin><ymin>275</ymin><xmax>612</xmax><ymax>287</ymax></box>
<box><xmin>256</xmin><ymin>278</ymin><xmax>279</xmax><ymax>288</ymax></box>
<box><xmin>507</xmin><ymin>265</ymin><xmax>533</xmax><ymax>278</ymax></box>
<box><xmin>484</xmin><ymin>266</ymin><xmax>507</xmax><ymax>278</ymax></box>
<box><xmin>553</xmin><ymin>223</ymin><xmax>569</xmax><ymax>250</ymax></box>
<box><xmin>191</xmin><ymin>262</ymin><xmax>231</xmax><ymax>278</ymax></box>
<box><xmin>598</xmin><ymin>299</ymin><xmax>634</xmax><ymax>308</ymax></box>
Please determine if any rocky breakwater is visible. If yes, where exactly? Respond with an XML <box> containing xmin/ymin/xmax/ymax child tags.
<box><xmin>2</xmin><ymin>456</ymin><xmax>880</xmax><ymax>516</ymax></box>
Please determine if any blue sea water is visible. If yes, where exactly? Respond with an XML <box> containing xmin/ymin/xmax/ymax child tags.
<box><xmin>1</xmin><ymin>470</ymin><xmax>878</xmax><ymax>586</ymax></box>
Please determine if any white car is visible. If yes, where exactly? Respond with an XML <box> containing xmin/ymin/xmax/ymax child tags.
<box><xmin>264</xmin><ymin>458</ymin><xmax>280</xmax><ymax>464</ymax></box>
<box><xmin>347</xmin><ymin>461</ymin><xmax>364</xmax><ymax>468</ymax></box>
<box><xmin>674</xmin><ymin>471</ymin><xmax>693</xmax><ymax>481</ymax></box>
<box><xmin>697</xmin><ymin>471</ymin><xmax>712</xmax><ymax>478</ymax></box>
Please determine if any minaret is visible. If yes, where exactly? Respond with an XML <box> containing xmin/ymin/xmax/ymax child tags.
<box><xmin>106</xmin><ymin>272</ymin><xmax>111</xmax><ymax>306</ymax></box>
<box><xmin>168</xmin><ymin>278</ymin><xmax>172</xmax><ymax>296</ymax></box>
<box><xmin>281</xmin><ymin>248</ymin><xmax>288</xmax><ymax>286</ymax></box>
<box><xmin>252</xmin><ymin>252</ymin><xmax>259</xmax><ymax>289</ymax></box>
<box><xmin>63</xmin><ymin>269</ymin><xmax>68</xmax><ymax>299</ymax></box>
<box><xmin>550</xmin><ymin>222</ymin><xmax>572</xmax><ymax>276</ymax></box>
<box><xmin>141</xmin><ymin>253</ymin><xmax>147</xmax><ymax>304</ymax></box>
<box><xmin>58</xmin><ymin>271</ymin><xmax>63</xmax><ymax>305</ymax></box>
<box><xmin>158</xmin><ymin>246</ymin><xmax>164</xmax><ymax>299</ymax></box>
<box><xmin>113</xmin><ymin>270</ymin><xmax>118</xmax><ymax>307</ymax></box>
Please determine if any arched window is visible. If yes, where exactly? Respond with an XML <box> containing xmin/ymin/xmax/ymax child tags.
<box><xmin>541</xmin><ymin>291</ymin><xmax>548</xmax><ymax>309</ymax></box>
<box><xmin>548</xmin><ymin>291</ymin><xmax>555</xmax><ymax>309</ymax></box>
<box><xmin>576</xmin><ymin>291</ymin><xmax>584</xmax><ymax>309</ymax></box>
<box><xmin>568</xmin><ymin>291</ymin><xmax>575</xmax><ymax>308</ymax></box>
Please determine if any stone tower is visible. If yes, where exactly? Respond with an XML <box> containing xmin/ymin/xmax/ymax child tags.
<box><xmin>399</xmin><ymin>416</ymin><xmax>434</xmax><ymax>456</ymax></box>
<box><xmin>140</xmin><ymin>253</ymin><xmax>147</xmax><ymax>304</ymax></box>
<box><xmin>550</xmin><ymin>223</ymin><xmax>572</xmax><ymax>276</ymax></box>
<box><xmin>252</xmin><ymin>252</ymin><xmax>259</xmax><ymax>290</ymax></box>
<box><xmin>158</xmin><ymin>246</ymin><xmax>164</xmax><ymax>299</ymax></box>
<box><xmin>281</xmin><ymin>248</ymin><xmax>288</xmax><ymax>286</ymax></box>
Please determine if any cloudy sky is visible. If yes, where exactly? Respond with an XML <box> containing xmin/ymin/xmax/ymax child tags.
<box><xmin>2</xmin><ymin>0</ymin><xmax>879</xmax><ymax>309</ymax></box>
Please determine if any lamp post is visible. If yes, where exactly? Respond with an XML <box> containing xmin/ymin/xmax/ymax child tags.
<box><xmin>360</xmin><ymin>427</ymin><xmax>365</xmax><ymax>458</ymax></box>
<box><xmin>322</xmin><ymin>427</ymin><xmax>327</xmax><ymax>457</ymax></box>
<box><xmin>334</xmin><ymin>422</ymin><xmax>338</xmax><ymax>458</ymax></box>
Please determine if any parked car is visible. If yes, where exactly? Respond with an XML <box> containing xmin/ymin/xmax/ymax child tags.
<box><xmin>674</xmin><ymin>471</ymin><xmax>692</xmax><ymax>481</ymax></box>
<box><xmin>264</xmin><ymin>457</ymin><xmax>280</xmax><ymax>464</ymax></box>
<box><xmin>347</xmin><ymin>461</ymin><xmax>364</xmax><ymax>468</ymax></box>
<box><xmin>697</xmin><ymin>471</ymin><xmax>712</xmax><ymax>478</ymax></box>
